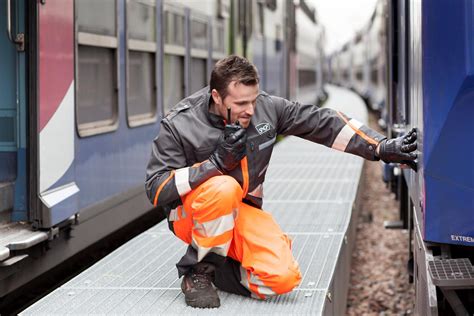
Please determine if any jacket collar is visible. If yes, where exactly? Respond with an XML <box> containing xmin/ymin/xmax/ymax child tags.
<box><xmin>205</xmin><ymin>90</ymin><xmax>226</xmax><ymax>129</ymax></box>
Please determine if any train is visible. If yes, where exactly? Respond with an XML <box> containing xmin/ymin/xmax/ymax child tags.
<box><xmin>329</xmin><ymin>0</ymin><xmax>387</xmax><ymax>127</ymax></box>
<box><xmin>0</xmin><ymin>0</ymin><xmax>326</xmax><ymax>302</ymax></box>
<box><xmin>332</xmin><ymin>0</ymin><xmax>474</xmax><ymax>314</ymax></box>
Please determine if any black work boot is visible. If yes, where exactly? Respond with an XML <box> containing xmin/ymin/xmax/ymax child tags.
<box><xmin>181</xmin><ymin>262</ymin><xmax>220</xmax><ymax>308</ymax></box>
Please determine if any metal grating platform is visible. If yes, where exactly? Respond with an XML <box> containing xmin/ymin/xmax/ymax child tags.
<box><xmin>22</xmin><ymin>85</ymin><xmax>368</xmax><ymax>315</ymax></box>
<box><xmin>428</xmin><ymin>258</ymin><xmax>474</xmax><ymax>288</ymax></box>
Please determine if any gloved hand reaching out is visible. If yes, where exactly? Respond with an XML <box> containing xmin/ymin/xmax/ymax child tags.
<box><xmin>209</xmin><ymin>124</ymin><xmax>247</xmax><ymax>174</ymax></box>
<box><xmin>377</xmin><ymin>128</ymin><xmax>418</xmax><ymax>171</ymax></box>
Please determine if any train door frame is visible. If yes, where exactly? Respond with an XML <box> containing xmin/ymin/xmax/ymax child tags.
<box><xmin>386</xmin><ymin>1</ymin><xmax>420</xmax><ymax>298</ymax></box>
<box><xmin>387</xmin><ymin>0</ymin><xmax>410</xmax><ymax>139</ymax></box>
<box><xmin>35</xmin><ymin>0</ymin><xmax>77</xmax><ymax>229</ymax></box>
<box><xmin>386</xmin><ymin>0</ymin><xmax>412</xmax><ymax>226</ymax></box>
<box><xmin>27</xmin><ymin>0</ymin><xmax>39</xmax><ymax>224</ymax></box>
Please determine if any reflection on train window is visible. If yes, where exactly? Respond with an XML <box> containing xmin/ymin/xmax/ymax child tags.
<box><xmin>190</xmin><ymin>58</ymin><xmax>207</xmax><ymax>94</ymax></box>
<box><xmin>126</xmin><ymin>0</ymin><xmax>157</xmax><ymax>127</ymax></box>
<box><xmin>77</xmin><ymin>0</ymin><xmax>116</xmax><ymax>36</ymax></box>
<box><xmin>76</xmin><ymin>0</ymin><xmax>118</xmax><ymax>137</ymax></box>
<box><xmin>77</xmin><ymin>46</ymin><xmax>117</xmax><ymax>128</ymax></box>
<box><xmin>163</xmin><ymin>55</ymin><xmax>184</xmax><ymax>115</ymax></box>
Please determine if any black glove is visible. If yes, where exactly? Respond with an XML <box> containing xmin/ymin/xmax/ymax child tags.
<box><xmin>209</xmin><ymin>126</ymin><xmax>247</xmax><ymax>173</ymax></box>
<box><xmin>378</xmin><ymin>128</ymin><xmax>418</xmax><ymax>171</ymax></box>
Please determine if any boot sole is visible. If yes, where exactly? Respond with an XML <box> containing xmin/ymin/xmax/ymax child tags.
<box><xmin>185</xmin><ymin>295</ymin><xmax>220</xmax><ymax>308</ymax></box>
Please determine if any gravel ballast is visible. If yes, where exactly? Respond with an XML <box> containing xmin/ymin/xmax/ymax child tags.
<box><xmin>346</xmin><ymin>114</ymin><xmax>415</xmax><ymax>315</ymax></box>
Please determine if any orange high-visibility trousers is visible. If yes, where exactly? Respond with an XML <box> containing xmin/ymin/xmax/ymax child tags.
<box><xmin>172</xmin><ymin>175</ymin><xmax>302</xmax><ymax>299</ymax></box>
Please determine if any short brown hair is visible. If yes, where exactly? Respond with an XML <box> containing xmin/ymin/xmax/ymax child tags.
<box><xmin>210</xmin><ymin>55</ymin><xmax>259</xmax><ymax>100</ymax></box>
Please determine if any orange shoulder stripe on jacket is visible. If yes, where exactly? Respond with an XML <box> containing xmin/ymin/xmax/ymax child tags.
<box><xmin>153</xmin><ymin>170</ymin><xmax>176</xmax><ymax>206</ymax></box>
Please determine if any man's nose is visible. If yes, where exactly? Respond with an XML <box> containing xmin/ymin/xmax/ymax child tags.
<box><xmin>246</xmin><ymin>103</ymin><xmax>255</xmax><ymax>115</ymax></box>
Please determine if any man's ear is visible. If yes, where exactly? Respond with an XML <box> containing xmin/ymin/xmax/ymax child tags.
<box><xmin>211</xmin><ymin>89</ymin><xmax>221</xmax><ymax>106</ymax></box>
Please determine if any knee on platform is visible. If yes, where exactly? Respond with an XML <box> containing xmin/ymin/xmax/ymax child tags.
<box><xmin>273</xmin><ymin>268</ymin><xmax>302</xmax><ymax>296</ymax></box>
<box><xmin>252</xmin><ymin>266</ymin><xmax>302</xmax><ymax>299</ymax></box>
<box><xmin>282</xmin><ymin>268</ymin><xmax>302</xmax><ymax>293</ymax></box>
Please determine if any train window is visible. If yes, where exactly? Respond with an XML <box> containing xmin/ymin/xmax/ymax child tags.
<box><xmin>256</xmin><ymin>1</ymin><xmax>265</xmax><ymax>37</ymax></box>
<box><xmin>217</xmin><ymin>0</ymin><xmax>231</xmax><ymax>19</ymax></box>
<box><xmin>190</xmin><ymin>58</ymin><xmax>207</xmax><ymax>94</ymax></box>
<box><xmin>213</xmin><ymin>22</ymin><xmax>226</xmax><ymax>54</ymax></box>
<box><xmin>127</xmin><ymin>51</ymin><xmax>156</xmax><ymax>121</ymax></box>
<box><xmin>77</xmin><ymin>46</ymin><xmax>117</xmax><ymax>128</ymax></box>
<box><xmin>298</xmin><ymin>69</ymin><xmax>316</xmax><ymax>87</ymax></box>
<box><xmin>371</xmin><ymin>68</ymin><xmax>378</xmax><ymax>84</ymax></box>
<box><xmin>163</xmin><ymin>55</ymin><xmax>184</xmax><ymax>115</ymax></box>
<box><xmin>265</xmin><ymin>0</ymin><xmax>277</xmax><ymax>11</ymax></box>
<box><xmin>190</xmin><ymin>14</ymin><xmax>209</xmax><ymax>96</ymax></box>
<box><xmin>128</xmin><ymin>0</ymin><xmax>156</xmax><ymax>42</ymax></box>
<box><xmin>77</xmin><ymin>0</ymin><xmax>116</xmax><ymax>36</ymax></box>
<box><xmin>191</xmin><ymin>19</ymin><xmax>208</xmax><ymax>50</ymax></box>
<box><xmin>76</xmin><ymin>0</ymin><xmax>118</xmax><ymax>137</ymax></box>
<box><xmin>370</xmin><ymin>58</ymin><xmax>378</xmax><ymax>84</ymax></box>
<box><xmin>164</xmin><ymin>11</ymin><xmax>185</xmax><ymax>46</ymax></box>
<box><xmin>275</xmin><ymin>24</ymin><xmax>282</xmax><ymax>52</ymax></box>
<box><xmin>343</xmin><ymin>70</ymin><xmax>350</xmax><ymax>80</ymax></box>
<box><xmin>126</xmin><ymin>0</ymin><xmax>157</xmax><ymax>127</ymax></box>
<box><xmin>382</xmin><ymin>66</ymin><xmax>386</xmax><ymax>85</ymax></box>
<box><xmin>237</xmin><ymin>0</ymin><xmax>253</xmax><ymax>37</ymax></box>
<box><xmin>164</xmin><ymin>5</ymin><xmax>186</xmax><ymax>116</ymax></box>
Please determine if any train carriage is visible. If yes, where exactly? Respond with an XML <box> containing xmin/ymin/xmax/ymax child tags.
<box><xmin>331</xmin><ymin>0</ymin><xmax>387</xmax><ymax>120</ymax></box>
<box><xmin>338</xmin><ymin>43</ymin><xmax>353</xmax><ymax>89</ymax></box>
<box><xmin>328</xmin><ymin>0</ymin><xmax>473</xmax><ymax>313</ymax></box>
<box><xmin>387</xmin><ymin>0</ymin><xmax>474</xmax><ymax>314</ymax></box>
<box><xmin>366</xmin><ymin>0</ymin><xmax>386</xmax><ymax>114</ymax></box>
<box><xmin>0</xmin><ymin>0</ymin><xmax>326</xmax><ymax>301</ymax></box>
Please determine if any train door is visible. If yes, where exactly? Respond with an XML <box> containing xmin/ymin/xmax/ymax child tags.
<box><xmin>35</xmin><ymin>0</ymin><xmax>78</xmax><ymax>228</ymax></box>
<box><xmin>0</xmin><ymin>0</ymin><xmax>28</xmax><ymax>222</ymax></box>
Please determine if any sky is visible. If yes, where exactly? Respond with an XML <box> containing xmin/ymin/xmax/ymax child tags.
<box><xmin>310</xmin><ymin>0</ymin><xmax>378</xmax><ymax>54</ymax></box>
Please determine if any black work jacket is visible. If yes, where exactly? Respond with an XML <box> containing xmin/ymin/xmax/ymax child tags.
<box><xmin>145</xmin><ymin>87</ymin><xmax>385</xmax><ymax>214</ymax></box>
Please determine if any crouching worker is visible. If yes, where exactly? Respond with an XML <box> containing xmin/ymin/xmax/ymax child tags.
<box><xmin>145</xmin><ymin>55</ymin><xmax>417</xmax><ymax>308</ymax></box>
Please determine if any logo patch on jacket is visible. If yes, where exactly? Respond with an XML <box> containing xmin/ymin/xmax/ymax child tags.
<box><xmin>255</xmin><ymin>122</ymin><xmax>272</xmax><ymax>135</ymax></box>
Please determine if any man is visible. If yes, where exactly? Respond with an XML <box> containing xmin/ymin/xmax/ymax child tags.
<box><xmin>145</xmin><ymin>55</ymin><xmax>417</xmax><ymax>308</ymax></box>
